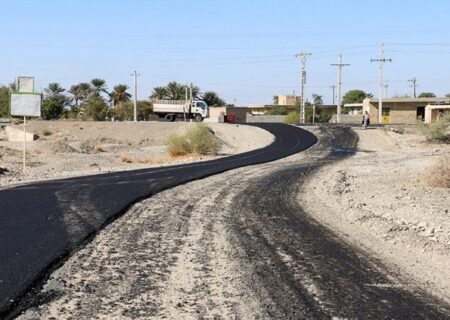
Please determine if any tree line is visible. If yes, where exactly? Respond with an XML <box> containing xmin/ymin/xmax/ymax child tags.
<box><xmin>0</xmin><ymin>80</ymin><xmax>227</xmax><ymax>121</ymax></box>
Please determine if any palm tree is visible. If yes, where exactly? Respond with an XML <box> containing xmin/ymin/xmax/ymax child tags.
<box><xmin>69</xmin><ymin>82</ymin><xmax>92</xmax><ymax>105</ymax></box>
<box><xmin>44</xmin><ymin>83</ymin><xmax>65</xmax><ymax>96</ymax></box>
<box><xmin>150</xmin><ymin>86</ymin><xmax>168</xmax><ymax>100</ymax></box>
<box><xmin>90</xmin><ymin>78</ymin><xmax>108</xmax><ymax>95</ymax></box>
<box><xmin>110</xmin><ymin>84</ymin><xmax>131</xmax><ymax>105</ymax></box>
<box><xmin>201</xmin><ymin>91</ymin><xmax>225</xmax><ymax>107</ymax></box>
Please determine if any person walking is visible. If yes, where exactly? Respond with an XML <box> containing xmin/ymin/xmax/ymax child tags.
<box><xmin>362</xmin><ymin>111</ymin><xmax>370</xmax><ymax>129</ymax></box>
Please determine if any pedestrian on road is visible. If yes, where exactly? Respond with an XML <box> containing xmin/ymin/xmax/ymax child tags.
<box><xmin>362</xmin><ymin>111</ymin><xmax>370</xmax><ymax>129</ymax></box>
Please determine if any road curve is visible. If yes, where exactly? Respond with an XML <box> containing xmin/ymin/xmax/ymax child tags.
<box><xmin>0</xmin><ymin>123</ymin><xmax>317</xmax><ymax>317</ymax></box>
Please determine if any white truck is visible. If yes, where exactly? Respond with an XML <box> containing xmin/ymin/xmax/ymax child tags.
<box><xmin>153</xmin><ymin>100</ymin><xmax>208</xmax><ymax>122</ymax></box>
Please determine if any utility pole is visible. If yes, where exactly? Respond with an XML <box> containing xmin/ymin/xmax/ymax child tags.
<box><xmin>383</xmin><ymin>80</ymin><xmax>389</xmax><ymax>98</ymax></box>
<box><xmin>131</xmin><ymin>71</ymin><xmax>140</xmax><ymax>122</ymax></box>
<box><xmin>371</xmin><ymin>43</ymin><xmax>392</xmax><ymax>125</ymax></box>
<box><xmin>295</xmin><ymin>52</ymin><xmax>311</xmax><ymax>124</ymax></box>
<box><xmin>408</xmin><ymin>77</ymin><xmax>418</xmax><ymax>98</ymax></box>
<box><xmin>330</xmin><ymin>53</ymin><xmax>350</xmax><ymax>124</ymax></box>
<box><xmin>329</xmin><ymin>85</ymin><xmax>336</xmax><ymax>105</ymax></box>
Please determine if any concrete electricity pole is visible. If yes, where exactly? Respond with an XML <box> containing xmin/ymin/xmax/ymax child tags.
<box><xmin>131</xmin><ymin>70</ymin><xmax>140</xmax><ymax>122</ymax></box>
<box><xmin>383</xmin><ymin>80</ymin><xmax>389</xmax><ymax>98</ymax></box>
<box><xmin>408</xmin><ymin>77</ymin><xmax>418</xmax><ymax>98</ymax></box>
<box><xmin>371</xmin><ymin>43</ymin><xmax>392</xmax><ymax>125</ymax></box>
<box><xmin>330</xmin><ymin>53</ymin><xmax>350</xmax><ymax>124</ymax></box>
<box><xmin>295</xmin><ymin>52</ymin><xmax>311</xmax><ymax>124</ymax></box>
<box><xmin>329</xmin><ymin>85</ymin><xmax>336</xmax><ymax>105</ymax></box>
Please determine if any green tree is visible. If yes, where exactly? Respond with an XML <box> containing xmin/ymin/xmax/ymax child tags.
<box><xmin>150</xmin><ymin>86</ymin><xmax>168</xmax><ymax>100</ymax></box>
<box><xmin>0</xmin><ymin>86</ymin><xmax>12</xmax><ymax>117</ymax></box>
<box><xmin>109</xmin><ymin>84</ymin><xmax>131</xmax><ymax>105</ymax></box>
<box><xmin>311</xmin><ymin>93</ymin><xmax>323</xmax><ymax>105</ymax></box>
<box><xmin>273</xmin><ymin>96</ymin><xmax>279</xmax><ymax>105</ymax></box>
<box><xmin>342</xmin><ymin>90</ymin><xmax>373</xmax><ymax>105</ymax></box>
<box><xmin>151</xmin><ymin>82</ymin><xmax>201</xmax><ymax>101</ymax></box>
<box><xmin>90</xmin><ymin>78</ymin><xmax>108</xmax><ymax>95</ymax></box>
<box><xmin>114</xmin><ymin>100</ymin><xmax>153</xmax><ymax>121</ymax></box>
<box><xmin>42</xmin><ymin>95</ymin><xmax>68</xmax><ymax>119</ymax></box>
<box><xmin>201</xmin><ymin>91</ymin><xmax>225</xmax><ymax>107</ymax></box>
<box><xmin>42</xmin><ymin>83</ymin><xmax>68</xmax><ymax>119</ymax></box>
<box><xmin>44</xmin><ymin>83</ymin><xmax>65</xmax><ymax>96</ymax></box>
<box><xmin>418</xmin><ymin>92</ymin><xmax>436</xmax><ymax>98</ymax></box>
<box><xmin>83</xmin><ymin>94</ymin><xmax>108</xmax><ymax>121</ymax></box>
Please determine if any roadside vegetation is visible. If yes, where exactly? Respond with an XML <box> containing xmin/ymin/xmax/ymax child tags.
<box><xmin>0</xmin><ymin>80</ymin><xmax>225</xmax><ymax>121</ymax></box>
<box><xmin>417</xmin><ymin>113</ymin><xmax>450</xmax><ymax>143</ymax></box>
<box><xmin>167</xmin><ymin>123</ymin><xmax>220</xmax><ymax>157</ymax></box>
<box><xmin>425</xmin><ymin>157</ymin><xmax>450</xmax><ymax>188</ymax></box>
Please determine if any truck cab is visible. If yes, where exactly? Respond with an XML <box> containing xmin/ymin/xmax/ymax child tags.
<box><xmin>191</xmin><ymin>101</ymin><xmax>209</xmax><ymax>120</ymax></box>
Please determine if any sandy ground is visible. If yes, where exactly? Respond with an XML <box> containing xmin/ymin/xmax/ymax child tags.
<box><xmin>298</xmin><ymin>126</ymin><xmax>450</xmax><ymax>304</ymax></box>
<box><xmin>0</xmin><ymin>121</ymin><xmax>273</xmax><ymax>188</ymax></box>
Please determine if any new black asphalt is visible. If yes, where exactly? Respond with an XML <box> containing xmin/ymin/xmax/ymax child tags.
<box><xmin>0</xmin><ymin>123</ymin><xmax>317</xmax><ymax>317</ymax></box>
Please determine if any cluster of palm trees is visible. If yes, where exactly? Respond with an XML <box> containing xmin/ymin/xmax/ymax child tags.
<box><xmin>150</xmin><ymin>81</ymin><xmax>226</xmax><ymax>107</ymax></box>
<box><xmin>44</xmin><ymin>79</ymin><xmax>132</xmax><ymax>108</ymax></box>
<box><xmin>39</xmin><ymin>79</ymin><xmax>226</xmax><ymax>120</ymax></box>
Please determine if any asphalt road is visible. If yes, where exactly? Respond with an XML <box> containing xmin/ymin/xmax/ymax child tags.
<box><xmin>0</xmin><ymin>123</ymin><xmax>317</xmax><ymax>317</ymax></box>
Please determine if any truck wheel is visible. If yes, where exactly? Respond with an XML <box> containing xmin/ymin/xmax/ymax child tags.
<box><xmin>194</xmin><ymin>114</ymin><xmax>203</xmax><ymax>122</ymax></box>
<box><xmin>165</xmin><ymin>114</ymin><xmax>176</xmax><ymax>122</ymax></box>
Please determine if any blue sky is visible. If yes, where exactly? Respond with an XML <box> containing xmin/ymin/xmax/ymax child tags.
<box><xmin>1</xmin><ymin>0</ymin><xmax>450</xmax><ymax>105</ymax></box>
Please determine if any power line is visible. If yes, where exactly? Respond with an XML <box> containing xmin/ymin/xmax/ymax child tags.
<box><xmin>295</xmin><ymin>52</ymin><xmax>311</xmax><ymax>124</ymax></box>
<box><xmin>331</xmin><ymin>53</ymin><xmax>350</xmax><ymax>123</ymax></box>
<box><xmin>371</xmin><ymin>43</ymin><xmax>392</xmax><ymax>125</ymax></box>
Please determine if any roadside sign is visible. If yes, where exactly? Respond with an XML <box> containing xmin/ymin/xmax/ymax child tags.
<box><xmin>10</xmin><ymin>93</ymin><xmax>42</xmax><ymax>117</ymax></box>
<box><xmin>17</xmin><ymin>76</ymin><xmax>34</xmax><ymax>93</ymax></box>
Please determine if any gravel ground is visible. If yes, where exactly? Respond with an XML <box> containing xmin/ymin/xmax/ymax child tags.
<box><xmin>298</xmin><ymin>126</ymin><xmax>450</xmax><ymax>304</ymax></box>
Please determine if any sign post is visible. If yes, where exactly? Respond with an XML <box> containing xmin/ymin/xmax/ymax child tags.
<box><xmin>10</xmin><ymin>77</ymin><xmax>41</xmax><ymax>173</ymax></box>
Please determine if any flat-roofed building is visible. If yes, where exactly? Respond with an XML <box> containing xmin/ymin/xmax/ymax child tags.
<box><xmin>362</xmin><ymin>97</ymin><xmax>450</xmax><ymax>124</ymax></box>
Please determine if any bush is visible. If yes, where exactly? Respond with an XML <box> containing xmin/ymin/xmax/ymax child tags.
<box><xmin>425</xmin><ymin>158</ymin><xmax>450</xmax><ymax>188</ymax></box>
<box><xmin>83</xmin><ymin>94</ymin><xmax>109</xmax><ymax>121</ymax></box>
<box><xmin>166</xmin><ymin>123</ymin><xmax>220</xmax><ymax>157</ymax></box>
<box><xmin>284</xmin><ymin>111</ymin><xmax>300</xmax><ymax>124</ymax></box>
<box><xmin>187</xmin><ymin>123</ymin><xmax>220</xmax><ymax>155</ymax></box>
<box><xmin>167</xmin><ymin>134</ymin><xmax>193</xmax><ymax>156</ymax></box>
<box><xmin>417</xmin><ymin>113</ymin><xmax>450</xmax><ymax>142</ymax></box>
<box><xmin>265</xmin><ymin>107</ymin><xmax>289</xmax><ymax>115</ymax></box>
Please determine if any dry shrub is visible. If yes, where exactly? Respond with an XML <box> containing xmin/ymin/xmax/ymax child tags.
<box><xmin>166</xmin><ymin>124</ymin><xmax>220</xmax><ymax>157</ymax></box>
<box><xmin>187</xmin><ymin>123</ymin><xmax>220</xmax><ymax>155</ymax></box>
<box><xmin>136</xmin><ymin>156</ymin><xmax>167</xmax><ymax>164</ymax></box>
<box><xmin>425</xmin><ymin>158</ymin><xmax>450</xmax><ymax>188</ymax></box>
<box><xmin>417</xmin><ymin>113</ymin><xmax>450</xmax><ymax>143</ymax></box>
<box><xmin>120</xmin><ymin>154</ymin><xmax>134</xmax><ymax>163</ymax></box>
<box><xmin>284</xmin><ymin>111</ymin><xmax>300</xmax><ymax>124</ymax></box>
<box><xmin>167</xmin><ymin>134</ymin><xmax>193</xmax><ymax>157</ymax></box>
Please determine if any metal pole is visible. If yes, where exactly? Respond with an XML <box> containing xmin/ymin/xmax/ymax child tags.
<box><xmin>133</xmin><ymin>71</ymin><xmax>137</xmax><ymax>122</ymax></box>
<box><xmin>312</xmin><ymin>104</ymin><xmax>316</xmax><ymax>124</ymax></box>
<box><xmin>184</xmin><ymin>85</ymin><xmax>188</xmax><ymax>122</ymax></box>
<box><xmin>295</xmin><ymin>52</ymin><xmax>311</xmax><ymax>124</ymax></box>
<box><xmin>23</xmin><ymin>116</ymin><xmax>26</xmax><ymax>174</ymax></box>
<box><xmin>371</xmin><ymin>43</ymin><xmax>391</xmax><ymax>125</ymax></box>
<box><xmin>331</xmin><ymin>53</ymin><xmax>350</xmax><ymax>124</ymax></box>
<box><xmin>330</xmin><ymin>85</ymin><xmax>336</xmax><ymax>105</ymax></box>
<box><xmin>409</xmin><ymin>76</ymin><xmax>417</xmax><ymax>98</ymax></box>
<box><xmin>379</xmin><ymin>45</ymin><xmax>383</xmax><ymax>125</ymax></box>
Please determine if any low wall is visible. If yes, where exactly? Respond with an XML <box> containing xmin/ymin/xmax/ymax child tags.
<box><xmin>246</xmin><ymin>115</ymin><xmax>286</xmax><ymax>123</ymax></box>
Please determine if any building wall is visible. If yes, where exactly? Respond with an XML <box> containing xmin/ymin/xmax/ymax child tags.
<box><xmin>209</xmin><ymin>106</ymin><xmax>250</xmax><ymax>123</ymax></box>
<box><xmin>363</xmin><ymin>99</ymin><xmax>431</xmax><ymax>124</ymax></box>
<box><xmin>246</xmin><ymin>115</ymin><xmax>286</xmax><ymax>123</ymax></box>
<box><xmin>277</xmin><ymin>95</ymin><xmax>300</xmax><ymax>105</ymax></box>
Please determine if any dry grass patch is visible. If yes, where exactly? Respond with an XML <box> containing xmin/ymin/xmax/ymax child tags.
<box><xmin>119</xmin><ymin>154</ymin><xmax>133</xmax><ymax>163</ymax></box>
<box><xmin>167</xmin><ymin>123</ymin><xmax>220</xmax><ymax>157</ymax></box>
<box><xmin>425</xmin><ymin>158</ymin><xmax>450</xmax><ymax>188</ymax></box>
